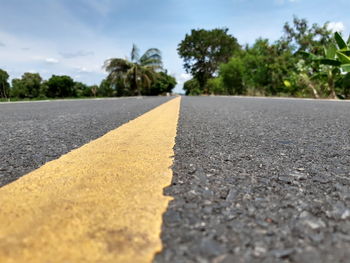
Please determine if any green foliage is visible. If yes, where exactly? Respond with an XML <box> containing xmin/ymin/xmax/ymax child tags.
<box><xmin>301</xmin><ymin>31</ymin><xmax>350</xmax><ymax>98</ymax></box>
<box><xmin>147</xmin><ymin>71</ymin><xmax>176</xmax><ymax>95</ymax></box>
<box><xmin>11</xmin><ymin>73</ymin><xmax>42</xmax><ymax>98</ymax></box>
<box><xmin>73</xmin><ymin>82</ymin><xmax>91</xmax><ymax>97</ymax></box>
<box><xmin>178</xmin><ymin>28</ymin><xmax>240</xmax><ymax>90</ymax></box>
<box><xmin>282</xmin><ymin>16</ymin><xmax>333</xmax><ymax>54</ymax></box>
<box><xmin>104</xmin><ymin>44</ymin><xmax>163</xmax><ymax>95</ymax></box>
<box><xmin>219</xmin><ymin>57</ymin><xmax>244</xmax><ymax>95</ymax></box>
<box><xmin>341</xmin><ymin>73</ymin><xmax>350</xmax><ymax>98</ymax></box>
<box><xmin>183</xmin><ymin>78</ymin><xmax>201</xmax><ymax>95</ymax></box>
<box><xmin>205</xmin><ymin>78</ymin><xmax>225</xmax><ymax>95</ymax></box>
<box><xmin>11</xmin><ymin>79</ymin><xmax>24</xmax><ymax>98</ymax></box>
<box><xmin>46</xmin><ymin>75</ymin><xmax>76</xmax><ymax>98</ymax></box>
<box><xmin>98</xmin><ymin>79</ymin><xmax>115</xmax><ymax>97</ymax></box>
<box><xmin>0</xmin><ymin>69</ymin><xmax>10</xmax><ymax>98</ymax></box>
<box><xmin>334</xmin><ymin>32</ymin><xmax>347</xmax><ymax>49</ymax></box>
<box><xmin>5</xmin><ymin>68</ymin><xmax>170</xmax><ymax>100</ymax></box>
<box><xmin>217</xmin><ymin>38</ymin><xmax>295</xmax><ymax>96</ymax></box>
<box><xmin>181</xmin><ymin>17</ymin><xmax>347</xmax><ymax>99</ymax></box>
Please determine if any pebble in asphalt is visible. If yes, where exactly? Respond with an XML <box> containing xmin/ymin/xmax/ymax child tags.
<box><xmin>0</xmin><ymin>97</ymin><xmax>171</xmax><ymax>187</ymax></box>
<box><xmin>155</xmin><ymin>97</ymin><xmax>350</xmax><ymax>263</ymax></box>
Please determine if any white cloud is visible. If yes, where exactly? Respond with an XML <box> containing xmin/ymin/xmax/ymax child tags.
<box><xmin>328</xmin><ymin>22</ymin><xmax>346</xmax><ymax>32</ymax></box>
<box><xmin>179</xmin><ymin>73</ymin><xmax>191</xmax><ymax>82</ymax></box>
<box><xmin>0</xmin><ymin>30</ymin><xmax>121</xmax><ymax>85</ymax></box>
<box><xmin>171</xmin><ymin>72</ymin><xmax>191</xmax><ymax>94</ymax></box>
<box><xmin>59</xmin><ymin>50</ymin><xmax>94</xmax><ymax>59</ymax></box>
<box><xmin>77</xmin><ymin>67</ymin><xmax>91</xmax><ymax>73</ymax></box>
<box><xmin>45</xmin><ymin>58</ymin><xmax>59</xmax><ymax>64</ymax></box>
<box><xmin>27</xmin><ymin>69</ymin><xmax>39</xmax><ymax>74</ymax></box>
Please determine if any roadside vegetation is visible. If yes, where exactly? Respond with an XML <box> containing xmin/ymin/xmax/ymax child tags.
<box><xmin>0</xmin><ymin>44</ymin><xmax>176</xmax><ymax>101</ymax></box>
<box><xmin>1</xmin><ymin>16</ymin><xmax>350</xmax><ymax>100</ymax></box>
<box><xmin>180</xmin><ymin>17</ymin><xmax>350</xmax><ymax>99</ymax></box>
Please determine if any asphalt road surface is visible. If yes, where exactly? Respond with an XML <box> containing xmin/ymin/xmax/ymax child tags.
<box><xmin>155</xmin><ymin>97</ymin><xmax>350</xmax><ymax>263</ymax></box>
<box><xmin>0</xmin><ymin>97</ymin><xmax>171</xmax><ymax>187</ymax></box>
<box><xmin>1</xmin><ymin>96</ymin><xmax>350</xmax><ymax>263</ymax></box>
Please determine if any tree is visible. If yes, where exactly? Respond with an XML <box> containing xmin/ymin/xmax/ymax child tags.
<box><xmin>46</xmin><ymin>75</ymin><xmax>75</xmax><ymax>98</ymax></box>
<box><xmin>219</xmin><ymin>57</ymin><xmax>245</xmax><ymax>95</ymax></box>
<box><xmin>98</xmin><ymin>79</ymin><xmax>115</xmax><ymax>97</ymax></box>
<box><xmin>90</xmin><ymin>85</ymin><xmax>98</xmax><ymax>97</ymax></box>
<box><xmin>147</xmin><ymin>71</ymin><xmax>177</xmax><ymax>95</ymax></box>
<box><xmin>104</xmin><ymin>44</ymin><xmax>162</xmax><ymax>95</ymax></box>
<box><xmin>217</xmin><ymin>38</ymin><xmax>295</xmax><ymax>96</ymax></box>
<box><xmin>283</xmin><ymin>16</ymin><xmax>333</xmax><ymax>54</ymax></box>
<box><xmin>240</xmin><ymin>40</ymin><xmax>273</xmax><ymax>95</ymax></box>
<box><xmin>183</xmin><ymin>78</ymin><xmax>201</xmax><ymax>95</ymax></box>
<box><xmin>205</xmin><ymin>78</ymin><xmax>225</xmax><ymax>95</ymax></box>
<box><xmin>0</xmin><ymin>69</ymin><xmax>10</xmax><ymax>99</ymax></box>
<box><xmin>274</xmin><ymin>17</ymin><xmax>338</xmax><ymax>98</ymax></box>
<box><xmin>283</xmin><ymin>59</ymin><xmax>321</xmax><ymax>99</ymax></box>
<box><xmin>178</xmin><ymin>28</ymin><xmax>240</xmax><ymax>91</ymax></box>
<box><xmin>11</xmin><ymin>79</ymin><xmax>25</xmax><ymax>98</ymax></box>
<box><xmin>73</xmin><ymin>81</ymin><xmax>90</xmax><ymax>97</ymax></box>
<box><xmin>301</xmin><ymin>32</ymin><xmax>350</xmax><ymax>99</ymax></box>
<box><xmin>11</xmin><ymin>73</ymin><xmax>42</xmax><ymax>98</ymax></box>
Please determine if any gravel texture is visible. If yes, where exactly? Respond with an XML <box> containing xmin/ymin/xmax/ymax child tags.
<box><xmin>0</xmin><ymin>97</ymin><xmax>170</xmax><ymax>187</ymax></box>
<box><xmin>155</xmin><ymin>96</ymin><xmax>350</xmax><ymax>263</ymax></box>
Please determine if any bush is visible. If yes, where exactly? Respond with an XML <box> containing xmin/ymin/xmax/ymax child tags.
<box><xmin>11</xmin><ymin>73</ymin><xmax>42</xmax><ymax>98</ymax></box>
<box><xmin>147</xmin><ymin>71</ymin><xmax>177</xmax><ymax>95</ymax></box>
<box><xmin>46</xmin><ymin>75</ymin><xmax>75</xmax><ymax>98</ymax></box>
<box><xmin>205</xmin><ymin>78</ymin><xmax>225</xmax><ymax>95</ymax></box>
<box><xmin>219</xmin><ymin>57</ymin><xmax>245</xmax><ymax>95</ymax></box>
<box><xmin>183</xmin><ymin>78</ymin><xmax>201</xmax><ymax>95</ymax></box>
<box><xmin>98</xmin><ymin>79</ymin><xmax>115</xmax><ymax>97</ymax></box>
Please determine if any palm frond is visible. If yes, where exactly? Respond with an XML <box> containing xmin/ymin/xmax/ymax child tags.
<box><xmin>140</xmin><ymin>48</ymin><xmax>163</xmax><ymax>68</ymax></box>
<box><xmin>104</xmin><ymin>45</ymin><xmax>163</xmax><ymax>95</ymax></box>
<box><xmin>104</xmin><ymin>58</ymin><xmax>131</xmax><ymax>73</ymax></box>
<box><xmin>131</xmin><ymin>44</ymin><xmax>140</xmax><ymax>63</ymax></box>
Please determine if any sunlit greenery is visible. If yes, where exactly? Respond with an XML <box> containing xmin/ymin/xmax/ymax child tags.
<box><xmin>178</xmin><ymin>28</ymin><xmax>240</xmax><ymax>91</ymax></box>
<box><xmin>180</xmin><ymin>17</ymin><xmax>350</xmax><ymax>99</ymax></box>
<box><xmin>1</xmin><ymin>45</ymin><xmax>176</xmax><ymax>100</ymax></box>
<box><xmin>2</xmin><ymin>16</ymin><xmax>350</xmax><ymax>100</ymax></box>
<box><xmin>104</xmin><ymin>44</ymin><xmax>164</xmax><ymax>96</ymax></box>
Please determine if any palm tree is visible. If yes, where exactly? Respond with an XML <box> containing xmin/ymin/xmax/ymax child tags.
<box><xmin>104</xmin><ymin>44</ymin><xmax>162</xmax><ymax>96</ymax></box>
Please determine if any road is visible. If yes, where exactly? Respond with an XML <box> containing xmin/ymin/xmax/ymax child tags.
<box><xmin>0</xmin><ymin>97</ymin><xmax>171</xmax><ymax>187</ymax></box>
<box><xmin>156</xmin><ymin>97</ymin><xmax>350</xmax><ymax>263</ymax></box>
<box><xmin>1</xmin><ymin>96</ymin><xmax>350</xmax><ymax>263</ymax></box>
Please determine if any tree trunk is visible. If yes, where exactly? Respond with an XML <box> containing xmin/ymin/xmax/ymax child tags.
<box><xmin>300</xmin><ymin>74</ymin><xmax>319</xmax><ymax>99</ymax></box>
<box><xmin>308</xmin><ymin>83</ymin><xmax>320</xmax><ymax>99</ymax></box>
<box><xmin>133</xmin><ymin>67</ymin><xmax>141</xmax><ymax>96</ymax></box>
<box><xmin>0</xmin><ymin>80</ymin><xmax>7</xmax><ymax>99</ymax></box>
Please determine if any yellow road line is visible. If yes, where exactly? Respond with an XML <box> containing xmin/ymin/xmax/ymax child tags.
<box><xmin>0</xmin><ymin>97</ymin><xmax>181</xmax><ymax>263</ymax></box>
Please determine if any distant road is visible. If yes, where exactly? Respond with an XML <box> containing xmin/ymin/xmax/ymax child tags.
<box><xmin>1</xmin><ymin>96</ymin><xmax>350</xmax><ymax>262</ymax></box>
<box><xmin>0</xmin><ymin>97</ymin><xmax>170</xmax><ymax>186</ymax></box>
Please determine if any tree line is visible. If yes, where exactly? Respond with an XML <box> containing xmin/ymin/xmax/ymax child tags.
<box><xmin>179</xmin><ymin>17</ymin><xmax>350</xmax><ymax>99</ymax></box>
<box><xmin>0</xmin><ymin>45</ymin><xmax>176</xmax><ymax>100</ymax></box>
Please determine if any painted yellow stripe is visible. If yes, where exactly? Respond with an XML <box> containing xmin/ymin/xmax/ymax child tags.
<box><xmin>0</xmin><ymin>97</ymin><xmax>181</xmax><ymax>263</ymax></box>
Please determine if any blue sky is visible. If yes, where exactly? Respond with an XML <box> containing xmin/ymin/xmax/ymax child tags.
<box><xmin>0</xmin><ymin>0</ymin><xmax>349</xmax><ymax>93</ymax></box>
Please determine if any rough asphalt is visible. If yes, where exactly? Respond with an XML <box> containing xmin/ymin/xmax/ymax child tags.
<box><xmin>0</xmin><ymin>97</ymin><xmax>170</xmax><ymax>187</ymax></box>
<box><xmin>1</xmin><ymin>96</ymin><xmax>350</xmax><ymax>262</ymax></box>
<box><xmin>155</xmin><ymin>97</ymin><xmax>350</xmax><ymax>263</ymax></box>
